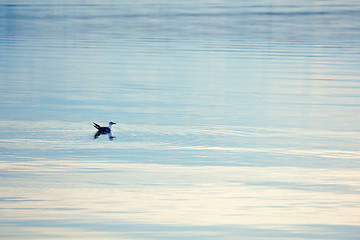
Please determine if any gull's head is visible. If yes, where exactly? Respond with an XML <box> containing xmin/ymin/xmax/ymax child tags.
<box><xmin>109</xmin><ymin>122</ymin><xmax>116</xmax><ymax>126</ymax></box>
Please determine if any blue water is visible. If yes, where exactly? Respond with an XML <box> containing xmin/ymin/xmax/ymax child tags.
<box><xmin>1</xmin><ymin>1</ymin><xmax>360</xmax><ymax>239</ymax></box>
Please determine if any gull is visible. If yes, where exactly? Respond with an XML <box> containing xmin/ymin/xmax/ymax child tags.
<box><xmin>93</xmin><ymin>122</ymin><xmax>116</xmax><ymax>133</ymax></box>
<box><xmin>93</xmin><ymin>122</ymin><xmax>116</xmax><ymax>140</ymax></box>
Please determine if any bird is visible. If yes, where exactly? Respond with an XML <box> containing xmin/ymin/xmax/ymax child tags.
<box><xmin>93</xmin><ymin>121</ymin><xmax>116</xmax><ymax>133</ymax></box>
<box><xmin>93</xmin><ymin>122</ymin><xmax>116</xmax><ymax>140</ymax></box>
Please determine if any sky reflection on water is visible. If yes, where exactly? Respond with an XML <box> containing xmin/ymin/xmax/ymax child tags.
<box><xmin>1</xmin><ymin>0</ymin><xmax>360</xmax><ymax>239</ymax></box>
<box><xmin>1</xmin><ymin>160</ymin><xmax>360</xmax><ymax>239</ymax></box>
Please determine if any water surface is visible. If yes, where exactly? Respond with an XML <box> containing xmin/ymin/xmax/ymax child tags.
<box><xmin>1</xmin><ymin>1</ymin><xmax>360</xmax><ymax>239</ymax></box>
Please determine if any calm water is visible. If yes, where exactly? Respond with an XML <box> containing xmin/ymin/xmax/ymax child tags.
<box><xmin>1</xmin><ymin>1</ymin><xmax>360</xmax><ymax>239</ymax></box>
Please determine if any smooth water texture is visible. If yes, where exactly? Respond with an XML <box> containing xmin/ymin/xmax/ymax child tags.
<box><xmin>1</xmin><ymin>1</ymin><xmax>360</xmax><ymax>239</ymax></box>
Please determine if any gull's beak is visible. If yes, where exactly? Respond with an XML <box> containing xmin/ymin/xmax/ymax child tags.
<box><xmin>113</xmin><ymin>122</ymin><xmax>116</xmax><ymax>124</ymax></box>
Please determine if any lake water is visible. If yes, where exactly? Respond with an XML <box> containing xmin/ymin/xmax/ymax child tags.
<box><xmin>1</xmin><ymin>0</ymin><xmax>360</xmax><ymax>239</ymax></box>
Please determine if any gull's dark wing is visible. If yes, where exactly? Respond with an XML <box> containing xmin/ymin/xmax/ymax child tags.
<box><xmin>93</xmin><ymin>122</ymin><xmax>101</xmax><ymax>129</ymax></box>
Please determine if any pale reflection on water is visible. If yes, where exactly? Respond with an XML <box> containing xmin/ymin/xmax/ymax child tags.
<box><xmin>1</xmin><ymin>160</ymin><xmax>360</xmax><ymax>239</ymax></box>
<box><xmin>1</xmin><ymin>121</ymin><xmax>360</xmax><ymax>239</ymax></box>
<box><xmin>1</xmin><ymin>0</ymin><xmax>360</xmax><ymax>239</ymax></box>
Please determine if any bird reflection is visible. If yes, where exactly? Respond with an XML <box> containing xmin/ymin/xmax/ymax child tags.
<box><xmin>93</xmin><ymin>122</ymin><xmax>116</xmax><ymax>141</ymax></box>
